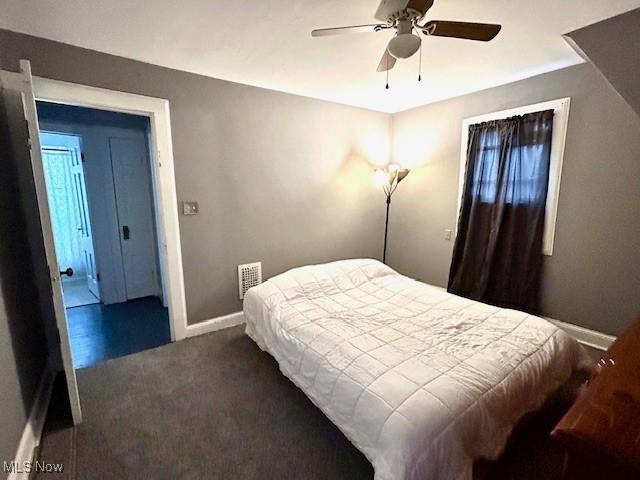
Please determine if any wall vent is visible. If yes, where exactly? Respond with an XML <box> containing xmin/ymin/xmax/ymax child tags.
<box><xmin>238</xmin><ymin>262</ymin><xmax>262</xmax><ymax>299</ymax></box>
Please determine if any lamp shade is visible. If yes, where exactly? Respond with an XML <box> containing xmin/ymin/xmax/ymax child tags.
<box><xmin>397</xmin><ymin>169</ymin><xmax>409</xmax><ymax>183</ymax></box>
<box><xmin>373</xmin><ymin>169</ymin><xmax>388</xmax><ymax>187</ymax></box>
<box><xmin>373</xmin><ymin>166</ymin><xmax>410</xmax><ymax>193</ymax></box>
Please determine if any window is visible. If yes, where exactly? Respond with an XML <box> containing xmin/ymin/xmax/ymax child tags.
<box><xmin>457</xmin><ymin>98</ymin><xmax>570</xmax><ymax>255</ymax></box>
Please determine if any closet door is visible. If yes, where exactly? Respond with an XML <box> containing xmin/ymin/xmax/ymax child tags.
<box><xmin>109</xmin><ymin>134</ymin><xmax>160</xmax><ymax>300</ymax></box>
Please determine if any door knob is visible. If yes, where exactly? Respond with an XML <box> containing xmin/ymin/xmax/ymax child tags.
<box><xmin>60</xmin><ymin>268</ymin><xmax>74</xmax><ymax>277</ymax></box>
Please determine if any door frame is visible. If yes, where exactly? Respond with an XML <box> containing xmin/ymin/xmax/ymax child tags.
<box><xmin>32</xmin><ymin>72</ymin><xmax>189</xmax><ymax>341</ymax></box>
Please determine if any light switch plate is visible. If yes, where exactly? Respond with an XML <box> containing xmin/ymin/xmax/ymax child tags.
<box><xmin>182</xmin><ymin>201</ymin><xmax>199</xmax><ymax>215</ymax></box>
<box><xmin>444</xmin><ymin>229</ymin><xmax>453</xmax><ymax>241</ymax></box>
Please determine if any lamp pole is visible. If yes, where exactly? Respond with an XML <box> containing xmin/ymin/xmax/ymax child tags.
<box><xmin>374</xmin><ymin>166</ymin><xmax>410</xmax><ymax>265</ymax></box>
<box><xmin>383</xmin><ymin>193</ymin><xmax>391</xmax><ymax>264</ymax></box>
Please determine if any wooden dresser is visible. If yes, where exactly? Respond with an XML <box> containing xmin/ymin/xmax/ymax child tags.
<box><xmin>552</xmin><ymin>315</ymin><xmax>640</xmax><ymax>479</ymax></box>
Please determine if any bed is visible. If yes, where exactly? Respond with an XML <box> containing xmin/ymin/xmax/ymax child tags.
<box><xmin>243</xmin><ymin>259</ymin><xmax>589</xmax><ymax>480</ymax></box>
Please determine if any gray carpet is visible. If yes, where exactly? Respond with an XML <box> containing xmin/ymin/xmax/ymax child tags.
<box><xmin>35</xmin><ymin>325</ymin><xmax>598</xmax><ymax>480</ymax></box>
<box><xmin>37</xmin><ymin>326</ymin><xmax>372</xmax><ymax>479</ymax></box>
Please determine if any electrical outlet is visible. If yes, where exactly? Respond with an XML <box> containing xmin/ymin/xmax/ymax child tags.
<box><xmin>444</xmin><ymin>229</ymin><xmax>453</xmax><ymax>241</ymax></box>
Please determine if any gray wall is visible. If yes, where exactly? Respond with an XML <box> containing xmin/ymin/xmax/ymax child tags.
<box><xmin>390</xmin><ymin>63</ymin><xmax>640</xmax><ymax>335</ymax></box>
<box><xmin>1</xmin><ymin>28</ymin><xmax>636</xmax><ymax>336</ymax></box>
<box><xmin>566</xmin><ymin>8</ymin><xmax>640</xmax><ymax>119</ymax></box>
<box><xmin>0</xmin><ymin>81</ymin><xmax>49</xmax><ymax>465</ymax></box>
<box><xmin>0</xmin><ymin>29</ymin><xmax>390</xmax><ymax>325</ymax></box>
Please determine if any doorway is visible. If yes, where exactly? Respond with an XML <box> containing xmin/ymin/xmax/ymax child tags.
<box><xmin>38</xmin><ymin>102</ymin><xmax>171</xmax><ymax>368</ymax></box>
<box><xmin>3</xmin><ymin>61</ymin><xmax>188</xmax><ymax>424</ymax></box>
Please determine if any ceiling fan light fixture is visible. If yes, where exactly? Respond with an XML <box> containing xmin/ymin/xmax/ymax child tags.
<box><xmin>387</xmin><ymin>33</ymin><xmax>421</xmax><ymax>59</ymax></box>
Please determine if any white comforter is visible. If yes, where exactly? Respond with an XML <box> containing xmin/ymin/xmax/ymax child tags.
<box><xmin>244</xmin><ymin>259</ymin><xmax>589</xmax><ymax>480</ymax></box>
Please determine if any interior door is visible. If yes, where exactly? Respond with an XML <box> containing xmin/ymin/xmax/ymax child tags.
<box><xmin>109</xmin><ymin>135</ymin><xmax>160</xmax><ymax>300</ymax></box>
<box><xmin>69</xmin><ymin>146</ymin><xmax>101</xmax><ymax>299</ymax></box>
<box><xmin>1</xmin><ymin>61</ymin><xmax>83</xmax><ymax>424</ymax></box>
<box><xmin>41</xmin><ymin>141</ymin><xmax>101</xmax><ymax>301</ymax></box>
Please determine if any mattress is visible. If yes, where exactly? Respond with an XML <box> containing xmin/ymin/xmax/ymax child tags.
<box><xmin>243</xmin><ymin>259</ymin><xmax>589</xmax><ymax>480</ymax></box>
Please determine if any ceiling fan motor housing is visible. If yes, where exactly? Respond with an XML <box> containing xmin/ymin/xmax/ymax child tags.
<box><xmin>388</xmin><ymin>19</ymin><xmax>421</xmax><ymax>59</ymax></box>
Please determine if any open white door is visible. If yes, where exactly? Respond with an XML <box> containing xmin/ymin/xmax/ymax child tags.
<box><xmin>70</xmin><ymin>145</ymin><xmax>101</xmax><ymax>300</ymax></box>
<box><xmin>41</xmin><ymin>140</ymin><xmax>101</xmax><ymax>301</ymax></box>
<box><xmin>0</xmin><ymin>61</ymin><xmax>83</xmax><ymax>424</ymax></box>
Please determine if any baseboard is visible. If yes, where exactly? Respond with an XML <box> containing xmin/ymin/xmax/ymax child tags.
<box><xmin>184</xmin><ymin>311</ymin><xmax>245</xmax><ymax>338</ymax></box>
<box><xmin>179</xmin><ymin>308</ymin><xmax>614</xmax><ymax>352</ymax></box>
<box><xmin>8</xmin><ymin>360</ymin><xmax>56</xmax><ymax>480</ymax></box>
<box><xmin>545</xmin><ymin>317</ymin><xmax>616</xmax><ymax>351</ymax></box>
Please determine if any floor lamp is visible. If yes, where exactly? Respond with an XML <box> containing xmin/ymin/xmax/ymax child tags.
<box><xmin>373</xmin><ymin>165</ymin><xmax>410</xmax><ymax>264</ymax></box>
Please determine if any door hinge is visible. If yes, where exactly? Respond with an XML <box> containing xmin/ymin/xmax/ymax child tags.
<box><xmin>81</xmin><ymin>152</ymin><xmax>85</xmax><ymax>162</ymax></box>
<box><xmin>47</xmin><ymin>264</ymin><xmax>58</xmax><ymax>283</ymax></box>
<box><xmin>96</xmin><ymin>273</ymin><xmax>100</xmax><ymax>282</ymax></box>
<box><xmin>25</xmin><ymin>120</ymin><xmax>32</xmax><ymax>149</ymax></box>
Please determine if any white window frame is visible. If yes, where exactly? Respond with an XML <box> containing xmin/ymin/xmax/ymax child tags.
<box><xmin>457</xmin><ymin>97</ymin><xmax>571</xmax><ymax>256</ymax></box>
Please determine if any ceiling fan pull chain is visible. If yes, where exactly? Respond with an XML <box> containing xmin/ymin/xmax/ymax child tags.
<box><xmin>415</xmin><ymin>26</ymin><xmax>422</xmax><ymax>82</ymax></box>
<box><xmin>386</xmin><ymin>54</ymin><xmax>390</xmax><ymax>89</ymax></box>
<box><xmin>418</xmin><ymin>39</ymin><xmax>422</xmax><ymax>82</ymax></box>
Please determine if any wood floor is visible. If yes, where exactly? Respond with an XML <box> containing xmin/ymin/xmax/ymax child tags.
<box><xmin>66</xmin><ymin>296</ymin><xmax>171</xmax><ymax>368</ymax></box>
<box><xmin>62</xmin><ymin>278</ymin><xmax>100</xmax><ymax>309</ymax></box>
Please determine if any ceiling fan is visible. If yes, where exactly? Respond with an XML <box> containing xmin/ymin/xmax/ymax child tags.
<box><xmin>311</xmin><ymin>0</ymin><xmax>502</xmax><ymax>73</ymax></box>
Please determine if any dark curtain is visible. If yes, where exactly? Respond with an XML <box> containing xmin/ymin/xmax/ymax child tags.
<box><xmin>448</xmin><ymin>110</ymin><xmax>554</xmax><ymax>312</ymax></box>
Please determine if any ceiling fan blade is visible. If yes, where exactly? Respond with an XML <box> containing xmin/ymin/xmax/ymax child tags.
<box><xmin>377</xmin><ymin>48</ymin><xmax>397</xmax><ymax>72</ymax></box>
<box><xmin>421</xmin><ymin>21</ymin><xmax>502</xmax><ymax>42</ymax></box>
<box><xmin>406</xmin><ymin>0</ymin><xmax>434</xmax><ymax>16</ymax></box>
<box><xmin>375</xmin><ymin>0</ymin><xmax>409</xmax><ymax>21</ymax></box>
<box><xmin>374</xmin><ymin>0</ymin><xmax>433</xmax><ymax>21</ymax></box>
<box><xmin>312</xmin><ymin>24</ymin><xmax>386</xmax><ymax>37</ymax></box>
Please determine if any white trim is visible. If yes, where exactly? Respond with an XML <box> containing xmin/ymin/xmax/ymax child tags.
<box><xmin>424</xmin><ymin>284</ymin><xmax>613</xmax><ymax>350</ymax></box>
<box><xmin>31</xmin><ymin>76</ymin><xmax>189</xmax><ymax>341</ymax></box>
<box><xmin>545</xmin><ymin>317</ymin><xmax>616</xmax><ymax>351</ymax></box>
<box><xmin>8</xmin><ymin>363</ymin><xmax>56</xmax><ymax>480</ymax></box>
<box><xmin>184</xmin><ymin>312</ymin><xmax>245</xmax><ymax>338</ymax></box>
<box><xmin>457</xmin><ymin>97</ymin><xmax>571</xmax><ymax>256</ymax></box>
<box><xmin>431</xmin><ymin>281</ymin><xmax>613</xmax><ymax>350</ymax></box>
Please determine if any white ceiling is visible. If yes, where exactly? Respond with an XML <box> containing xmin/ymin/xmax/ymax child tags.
<box><xmin>2</xmin><ymin>0</ymin><xmax>639</xmax><ymax>113</ymax></box>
